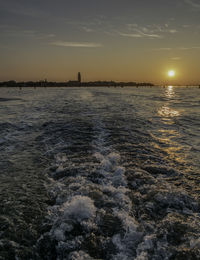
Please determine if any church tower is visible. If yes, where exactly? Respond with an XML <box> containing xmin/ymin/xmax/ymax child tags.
<box><xmin>78</xmin><ymin>72</ymin><xmax>81</xmax><ymax>83</ymax></box>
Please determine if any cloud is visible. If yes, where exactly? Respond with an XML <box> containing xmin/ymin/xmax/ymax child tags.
<box><xmin>82</xmin><ymin>27</ymin><xmax>94</xmax><ymax>33</ymax></box>
<box><xmin>153</xmin><ymin>46</ymin><xmax>200</xmax><ymax>51</ymax></box>
<box><xmin>127</xmin><ymin>23</ymin><xmax>170</xmax><ymax>31</ymax></box>
<box><xmin>0</xmin><ymin>26</ymin><xmax>56</xmax><ymax>40</ymax></box>
<box><xmin>119</xmin><ymin>32</ymin><xmax>142</xmax><ymax>38</ymax></box>
<box><xmin>171</xmin><ymin>57</ymin><xmax>181</xmax><ymax>60</ymax></box>
<box><xmin>182</xmin><ymin>24</ymin><xmax>190</xmax><ymax>28</ymax></box>
<box><xmin>179</xmin><ymin>46</ymin><xmax>200</xmax><ymax>50</ymax></box>
<box><xmin>140</xmin><ymin>33</ymin><xmax>163</xmax><ymax>38</ymax></box>
<box><xmin>21</xmin><ymin>30</ymin><xmax>55</xmax><ymax>39</ymax></box>
<box><xmin>185</xmin><ymin>0</ymin><xmax>200</xmax><ymax>8</ymax></box>
<box><xmin>50</xmin><ymin>41</ymin><xmax>103</xmax><ymax>48</ymax></box>
<box><xmin>153</xmin><ymin>47</ymin><xmax>172</xmax><ymax>51</ymax></box>
<box><xmin>119</xmin><ymin>23</ymin><xmax>178</xmax><ymax>39</ymax></box>
<box><xmin>169</xmin><ymin>29</ymin><xmax>178</xmax><ymax>33</ymax></box>
<box><xmin>119</xmin><ymin>30</ymin><xmax>163</xmax><ymax>39</ymax></box>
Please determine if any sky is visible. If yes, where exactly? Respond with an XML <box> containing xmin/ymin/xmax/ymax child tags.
<box><xmin>0</xmin><ymin>0</ymin><xmax>200</xmax><ymax>84</ymax></box>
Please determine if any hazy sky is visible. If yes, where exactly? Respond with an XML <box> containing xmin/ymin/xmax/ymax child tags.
<box><xmin>0</xmin><ymin>0</ymin><xmax>200</xmax><ymax>84</ymax></box>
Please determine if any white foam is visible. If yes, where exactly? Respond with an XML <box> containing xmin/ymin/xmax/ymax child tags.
<box><xmin>135</xmin><ymin>252</ymin><xmax>149</xmax><ymax>260</ymax></box>
<box><xmin>53</xmin><ymin>222</ymin><xmax>74</xmax><ymax>242</ymax></box>
<box><xmin>68</xmin><ymin>250</ymin><xmax>94</xmax><ymax>260</ymax></box>
<box><xmin>62</xmin><ymin>195</ymin><xmax>96</xmax><ymax>222</ymax></box>
<box><xmin>42</xmin><ymin>118</ymin><xmax>200</xmax><ymax>259</ymax></box>
<box><xmin>55</xmin><ymin>153</ymin><xmax>68</xmax><ymax>163</ymax></box>
<box><xmin>190</xmin><ymin>237</ymin><xmax>200</xmax><ymax>249</ymax></box>
<box><xmin>136</xmin><ymin>235</ymin><xmax>156</xmax><ymax>256</ymax></box>
<box><xmin>53</xmin><ymin>228</ymin><xmax>65</xmax><ymax>242</ymax></box>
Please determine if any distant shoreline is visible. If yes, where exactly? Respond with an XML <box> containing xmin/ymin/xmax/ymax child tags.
<box><xmin>0</xmin><ymin>80</ymin><xmax>154</xmax><ymax>88</ymax></box>
<box><xmin>0</xmin><ymin>85</ymin><xmax>200</xmax><ymax>88</ymax></box>
<box><xmin>0</xmin><ymin>81</ymin><xmax>200</xmax><ymax>88</ymax></box>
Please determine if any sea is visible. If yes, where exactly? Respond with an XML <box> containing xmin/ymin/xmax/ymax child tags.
<box><xmin>0</xmin><ymin>86</ymin><xmax>200</xmax><ymax>260</ymax></box>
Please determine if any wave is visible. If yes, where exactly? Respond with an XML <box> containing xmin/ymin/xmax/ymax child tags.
<box><xmin>35</xmin><ymin>119</ymin><xmax>200</xmax><ymax>259</ymax></box>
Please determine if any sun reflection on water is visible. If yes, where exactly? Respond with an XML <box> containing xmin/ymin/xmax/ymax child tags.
<box><xmin>165</xmin><ymin>85</ymin><xmax>174</xmax><ymax>98</ymax></box>
<box><xmin>155</xmin><ymin>86</ymin><xmax>184</xmax><ymax>164</ymax></box>
<box><xmin>158</xmin><ymin>105</ymin><xmax>180</xmax><ymax>117</ymax></box>
<box><xmin>158</xmin><ymin>86</ymin><xmax>180</xmax><ymax>119</ymax></box>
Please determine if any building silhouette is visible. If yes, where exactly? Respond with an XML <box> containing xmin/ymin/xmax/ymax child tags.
<box><xmin>78</xmin><ymin>72</ymin><xmax>81</xmax><ymax>83</ymax></box>
<box><xmin>66</xmin><ymin>72</ymin><xmax>81</xmax><ymax>86</ymax></box>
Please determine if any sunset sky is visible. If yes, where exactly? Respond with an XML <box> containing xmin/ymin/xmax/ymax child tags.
<box><xmin>0</xmin><ymin>0</ymin><xmax>200</xmax><ymax>84</ymax></box>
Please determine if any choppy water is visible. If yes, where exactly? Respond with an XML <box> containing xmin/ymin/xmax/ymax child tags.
<box><xmin>0</xmin><ymin>86</ymin><xmax>200</xmax><ymax>260</ymax></box>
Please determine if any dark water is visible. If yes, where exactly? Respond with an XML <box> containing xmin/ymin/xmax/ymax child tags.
<box><xmin>0</xmin><ymin>86</ymin><xmax>200</xmax><ymax>260</ymax></box>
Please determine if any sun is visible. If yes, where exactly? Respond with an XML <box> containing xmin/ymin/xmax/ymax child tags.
<box><xmin>168</xmin><ymin>70</ymin><xmax>175</xmax><ymax>77</ymax></box>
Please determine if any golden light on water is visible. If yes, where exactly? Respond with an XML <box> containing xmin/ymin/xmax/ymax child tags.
<box><xmin>155</xmin><ymin>85</ymin><xmax>184</xmax><ymax>164</ymax></box>
<box><xmin>168</xmin><ymin>70</ymin><xmax>175</xmax><ymax>77</ymax></box>
<box><xmin>158</xmin><ymin>105</ymin><xmax>180</xmax><ymax>118</ymax></box>
<box><xmin>158</xmin><ymin>86</ymin><xmax>180</xmax><ymax>121</ymax></box>
<box><xmin>165</xmin><ymin>85</ymin><xmax>174</xmax><ymax>98</ymax></box>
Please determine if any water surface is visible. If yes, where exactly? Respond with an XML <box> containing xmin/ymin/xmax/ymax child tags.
<box><xmin>0</xmin><ymin>86</ymin><xmax>200</xmax><ymax>259</ymax></box>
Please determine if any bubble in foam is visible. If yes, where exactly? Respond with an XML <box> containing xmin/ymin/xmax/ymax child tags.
<box><xmin>55</xmin><ymin>153</ymin><xmax>67</xmax><ymax>163</ymax></box>
<box><xmin>54</xmin><ymin>228</ymin><xmax>65</xmax><ymax>241</ymax></box>
<box><xmin>101</xmin><ymin>158</ymin><xmax>113</xmax><ymax>172</ymax></box>
<box><xmin>94</xmin><ymin>152</ymin><xmax>104</xmax><ymax>161</ymax></box>
<box><xmin>190</xmin><ymin>237</ymin><xmax>200</xmax><ymax>249</ymax></box>
<box><xmin>112</xmin><ymin>166</ymin><xmax>126</xmax><ymax>186</ymax></box>
<box><xmin>62</xmin><ymin>196</ymin><xmax>96</xmax><ymax>222</ymax></box>
<box><xmin>68</xmin><ymin>250</ymin><xmax>94</xmax><ymax>260</ymax></box>
<box><xmin>135</xmin><ymin>252</ymin><xmax>149</xmax><ymax>260</ymax></box>
<box><xmin>108</xmin><ymin>152</ymin><xmax>121</xmax><ymax>165</ymax></box>
<box><xmin>53</xmin><ymin>223</ymin><xmax>74</xmax><ymax>242</ymax></box>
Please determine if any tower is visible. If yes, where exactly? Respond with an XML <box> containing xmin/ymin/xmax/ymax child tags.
<box><xmin>78</xmin><ymin>72</ymin><xmax>81</xmax><ymax>83</ymax></box>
